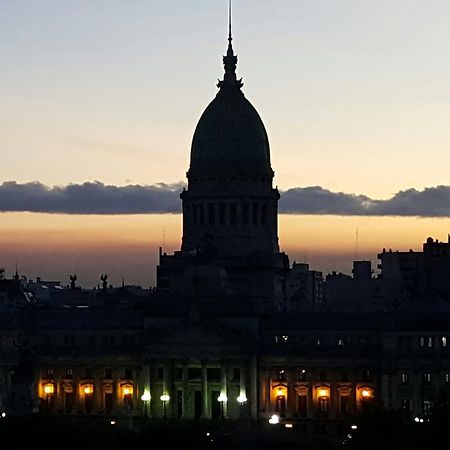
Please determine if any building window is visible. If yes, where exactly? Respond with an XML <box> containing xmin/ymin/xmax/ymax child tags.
<box><xmin>199</xmin><ymin>204</ymin><xmax>205</xmax><ymax>225</ymax></box>
<box><xmin>207</xmin><ymin>368</ymin><xmax>221</xmax><ymax>381</ymax></box>
<box><xmin>252</xmin><ymin>203</ymin><xmax>259</xmax><ymax>225</ymax></box>
<box><xmin>441</xmin><ymin>336</ymin><xmax>447</xmax><ymax>347</ymax></box>
<box><xmin>422</xmin><ymin>373</ymin><xmax>431</xmax><ymax>384</ymax></box>
<box><xmin>401</xmin><ymin>372</ymin><xmax>409</xmax><ymax>384</ymax></box>
<box><xmin>298</xmin><ymin>395</ymin><xmax>307</xmax><ymax>417</ymax></box>
<box><xmin>261</xmin><ymin>204</ymin><xmax>267</xmax><ymax>225</ymax></box>
<box><xmin>318</xmin><ymin>397</ymin><xmax>329</xmax><ymax>417</ymax></box>
<box><xmin>219</xmin><ymin>203</ymin><xmax>226</xmax><ymax>225</ymax></box>
<box><xmin>340</xmin><ymin>395</ymin><xmax>350</xmax><ymax>416</ymax></box>
<box><xmin>175</xmin><ymin>367</ymin><xmax>183</xmax><ymax>380</ymax></box>
<box><xmin>85</xmin><ymin>368</ymin><xmax>92</xmax><ymax>379</ymax></box>
<box><xmin>104</xmin><ymin>368</ymin><xmax>112</xmax><ymax>379</ymax></box>
<box><xmin>422</xmin><ymin>400</ymin><xmax>432</xmax><ymax>416</ymax></box>
<box><xmin>208</xmin><ymin>203</ymin><xmax>215</xmax><ymax>225</ymax></box>
<box><xmin>157</xmin><ymin>367</ymin><xmax>164</xmax><ymax>380</ymax></box>
<box><xmin>337</xmin><ymin>338</ymin><xmax>345</xmax><ymax>346</ymax></box>
<box><xmin>420</xmin><ymin>336</ymin><xmax>433</xmax><ymax>348</ymax></box>
<box><xmin>232</xmin><ymin>368</ymin><xmax>240</xmax><ymax>381</ymax></box>
<box><xmin>124</xmin><ymin>368</ymin><xmax>132</xmax><ymax>379</ymax></box>
<box><xmin>401</xmin><ymin>399</ymin><xmax>410</xmax><ymax>412</ymax></box>
<box><xmin>188</xmin><ymin>368</ymin><xmax>202</xmax><ymax>380</ymax></box>
<box><xmin>242</xmin><ymin>203</ymin><xmax>249</xmax><ymax>225</ymax></box>
<box><xmin>230</xmin><ymin>203</ymin><xmax>237</xmax><ymax>225</ymax></box>
<box><xmin>65</xmin><ymin>368</ymin><xmax>73</xmax><ymax>379</ymax></box>
<box><xmin>445</xmin><ymin>373</ymin><xmax>450</xmax><ymax>384</ymax></box>
<box><xmin>46</xmin><ymin>368</ymin><xmax>53</xmax><ymax>378</ymax></box>
<box><xmin>277</xmin><ymin>369</ymin><xmax>286</xmax><ymax>381</ymax></box>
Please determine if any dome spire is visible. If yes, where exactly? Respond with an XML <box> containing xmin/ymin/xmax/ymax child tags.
<box><xmin>218</xmin><ymin>0</ymin><xmax>243</xmax><ymax>89</ymax></box>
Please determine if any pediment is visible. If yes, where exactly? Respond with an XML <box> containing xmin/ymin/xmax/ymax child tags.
<box><xmin>145</xmin><ymin>322</ymin><xmax>249</xmax><ymax>358</ymax></box>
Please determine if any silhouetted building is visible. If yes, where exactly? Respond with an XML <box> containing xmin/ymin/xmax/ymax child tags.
<box><xmin>0</xmin><ymin>21</ymin><xmax>449</xmax><ymax>443</ymax></box>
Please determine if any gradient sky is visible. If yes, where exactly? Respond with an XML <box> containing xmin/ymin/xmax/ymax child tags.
<box><xmin>1</xmin><ymin>0</ymin><xmax>449</xmax><ymax>286</ymax></box>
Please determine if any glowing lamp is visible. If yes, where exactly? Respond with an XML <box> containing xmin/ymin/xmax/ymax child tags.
<box><xmin>285</xmin><ymin>423</ymin><xmax>293</xmax><ymax>429</ymax></box>
<box><xmin>268</xmin><ymin>414</ymin><xmax>279</xmax><ymax>425</ymax></box>
<box><xmin>141</xmin><ymin>390</ymin><xmax>151</xmax><ymax>402</ymax></box>
<box><xmin>237</xmin><ymin>394</ymin><xmax>247</xmax><ymax>404</ymax></box>
<box><xmin>83</xmin><ymin>385</ymin><xmax>93</xmax><ymax>395</ymax></box>
<box><xmin>43</xmin><ymin>383</ymin><xmax>54</xmax><ymax>395</ymax></box>
<box><xmin>317</xmin><ymin>388</ymin><xmax>329</xmax><ymax>398</ymax></box>
<box><xmin>160</xmin><ymin>394</ymin><xmax>170</xmax><ymax>402</ymax></box>
<box><xmin>217</xmin><ymin>393</ymin><xmax>228</xmax><ymax>403</ymax></box>
<box><xmin>276</xmin><ymin>388</ymin><xmax>284</xmax><ymax>397</ymax></box>
<box><xmin>122</xmin><ymin>385</ymin><xmax>133</xmax><ymax>396</ymax></box>
<box><xmin>361</xmin><ymin>388</ymin><xmax>373</xmax><ymax>399</ymax></box>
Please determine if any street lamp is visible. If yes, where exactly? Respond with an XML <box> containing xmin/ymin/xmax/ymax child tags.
<box><xmin>218</xmin><ymin>393</ymin><xmax>227</xmax><ymax>419</ymax></box>
<box><xmin>141</xmin><ymin>390</ymin><xmax>151</xmax><ymax>418</ymax></box>
<box><xmin>160</xmin><ymin>394</ymin><xmax>170</xmax><ymax>418</ymax></box>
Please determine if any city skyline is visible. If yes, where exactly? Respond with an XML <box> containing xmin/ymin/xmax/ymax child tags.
<box><xmin>1</xmin><ymin>0</ymin><xmax>449</xmax><ymax>286</ymax></box>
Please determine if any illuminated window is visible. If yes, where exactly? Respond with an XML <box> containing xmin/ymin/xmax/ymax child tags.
<box><xmin>420</xmin><ymin>336</ymin><xmax>433</xmax><ymax>348</ymax></box>
<box><xmin>46</xmin><ymin>368</ymin><xmax>53</xmax><ymax>377</ymax></box>
<box><xmin>422</xmin><ymin>373</ymin><xmax>431</xmax><ymax>384</ymax></box>
<box><xmin>401</xmin><ymin>372</ymin><xmax>409</xmax><ymax>384</ymax></box>
<box><xmin>104</xmin><ymin>368</ymin><xmax>112</xmax><ymax>379</ymax></box>
<box><xmin>441</xmin><ymin>337</ymin><xmax>447</xmax><ymax>347</ymax></box>
<box><xmin>277</xmin><ymin>369</ymin><xmax>286</xmax><ymax>380</ymax></box>
<box><xmin>337</xmin><ymin>338</ymin><xmax>345</xmax><ymax>346</ymax></box>
<box><xmin>422</xmin><ymin>400</ymin><xmax>432</xmax><ymax>416</ymax></box>
<box><xmin>65</xmin><ymin>368</ymin><xmax>73</xmax><ymax>379</ymax></box>
<box><xmin>445</xmin><ymin>373</ymin><xmax>450</xmax><ymax>384</ymax></box>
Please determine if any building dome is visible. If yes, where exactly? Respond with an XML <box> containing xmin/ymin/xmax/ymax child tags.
<box><xmin>187</xmin><ymin>33</ymin><xmax>273</xmax><ymax>180</ymax></box>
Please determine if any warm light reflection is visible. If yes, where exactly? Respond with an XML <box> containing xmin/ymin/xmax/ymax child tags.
<box><xmin>121</xmin><ymin>385</ymin><xmax>133</xmax><ymax>396</ymax></box>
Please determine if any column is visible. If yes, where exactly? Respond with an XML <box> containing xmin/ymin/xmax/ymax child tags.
<box><xmin>182</xmin><ymin>361</ymin><xmax>189</xmax><ymax>418</ymax></box>
<box><xmin>287</xmin><ymin>367</ymin><xmax>295</xmax><ymax>417</ymax></box>
<box><xmin>201</xmin><ymin>361</ymin><xmax>208</xmax><ymax>418</ymax></box>
<box><xmin>221</xmin><ymin>362</ymin><xmax>228</xmax><ymax>418</ymax></box>
<box><xmin>249</xmin><ymin>356</ymin><xmax>258</xmax><ymax>419</ymax></box>
<box><xmin>149</xmin><ymin>363</ymin><xmax>157</xmax><ymax>418</ymax></box>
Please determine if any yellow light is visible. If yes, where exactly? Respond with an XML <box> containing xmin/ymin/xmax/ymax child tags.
<box><xmin>285</xmin><ymin>423</ymin><xmax>293</xmax><ymax>429</ymax></box>
<box><xmin>43</xmin><ymin>384</ymin><xmax>54</xmax><ymax>395</ymax></box>
<box><xmin>361</xmin><ymin>389</ymin><xmax>373</xmax><ymax>398</ymax></box>
<box><xmin>276</xmin><ymin>388</ymin><xmax>284</xmax><ymax>397</ymax></box>
<box><xmin>83</xmin><ymin>386</ymin><xmax>93</xmax><ymax>395</ymax></box>
<box><xmin>123</xmin><ymin>387</ymin><xmax>133</xmax><ymax>396</ymax></box>
<box><xmin>317</xmin><ymin>388</ymin><xmax>329</xmax><ymax>398</ymax></box>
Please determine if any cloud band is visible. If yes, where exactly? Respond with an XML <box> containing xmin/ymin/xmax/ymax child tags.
<box><xmin>0</xmin><ymin>181</ymin><xmax>449</xmax><ymax>217</ymax></box>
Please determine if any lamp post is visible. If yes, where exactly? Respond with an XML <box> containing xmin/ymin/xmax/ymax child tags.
<box><xmin>160</xmin><ymin>394</ymin><xmax>170</xmax><ymax>419</ymax></box>
<box><xmin>218</xmin><ymin>393</ymin><xmax>227</xmax><ymax>419</ymax></box>
<box><xmin>237</xmin><ymin>393</ymin><xmax>247</xmax><ymax>417</ymax></box>
<box><xmin>141</xmin><ymin>390</ymin><xmax>151</xmax><ymax>419</ymax></box>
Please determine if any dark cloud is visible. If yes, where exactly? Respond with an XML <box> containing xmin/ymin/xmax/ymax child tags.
<box><xmin>280</xmin><ymin>185</ymin><xmax>450</xmax><ymax>217</ymax></box>
<box><xmin>0</xmin><ymin>181</ymin><xmax>449</xmax><ymax>217</ymax></box>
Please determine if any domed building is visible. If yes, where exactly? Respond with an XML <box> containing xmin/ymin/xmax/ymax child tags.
<box><xmin>157</xmin><ymin>25</ymin><xmax>290</xmax><ymax>312</ymax></box>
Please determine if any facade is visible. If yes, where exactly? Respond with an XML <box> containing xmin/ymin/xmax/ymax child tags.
<box><xmin>1</xmin><ymin>25</ymin><xmax>450</xmax><ymax>440</ymax></box>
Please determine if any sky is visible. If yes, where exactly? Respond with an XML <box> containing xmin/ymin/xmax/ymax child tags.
<box><xmin>1</xmin><ymin>0</ymin><xmax>449</xmax><ymax>287</ymax></box>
